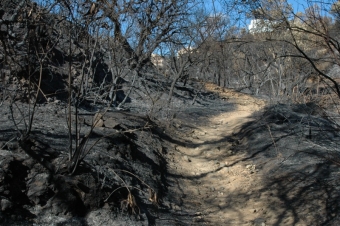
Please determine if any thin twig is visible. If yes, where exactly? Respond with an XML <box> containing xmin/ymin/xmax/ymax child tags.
<box><xmin>267</xmin><ymin>124</ymin><xmax>280</xmax><ymax>158</ymax></box>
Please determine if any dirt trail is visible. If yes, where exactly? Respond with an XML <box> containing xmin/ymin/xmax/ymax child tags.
<box><xmin>166</xmin><ymin>84</ymin><xmax>289</xmax><ymax>225</ymax></box>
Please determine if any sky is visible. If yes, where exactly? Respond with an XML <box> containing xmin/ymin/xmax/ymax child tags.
<box><xmin>288</xmin><ymin>0</ymin><xmax>305</xmax><ymax>12</ymax></box>
<box><xmin>204</xmin><ymin>0</ymin><xmax>335</xmax><ymax>30</ymax></box>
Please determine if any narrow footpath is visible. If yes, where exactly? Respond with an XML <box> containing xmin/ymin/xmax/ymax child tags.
<box><xmin>165</xmin><ymin>84</ymin><xmax>296</xmax><ymax>225</ymax></box>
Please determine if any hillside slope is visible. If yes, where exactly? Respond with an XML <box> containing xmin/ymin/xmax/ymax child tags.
<box><xmin>1</xmin><ymin>81</ymin><xmax>340</xmax><ymax>225</ymax></box>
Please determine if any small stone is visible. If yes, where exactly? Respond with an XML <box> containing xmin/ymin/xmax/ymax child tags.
<box><xmin>104</xmin><ymin>118</ymin><xmax>120</xmax><ymax>128</ymax></box>
<box><xmin>182</xmin><ymin>155</ymin><xmax>191</xmax><ymax>162</ymax></box>
<box><xmin>173</xmin><ymin>205</ymin><xmax>181</xmax><ymax>211</ymax></box>
<box><xmin>193</xmin><ymin>216</ymin><xmax>204</xmax><ymax>222</ymax></box>
<box><xmin>1</xmin><ymin>199</ymin><xmax>13</xmax><ymax>211</ymax></box>
<box><xmin>246</xmin><ymin>164</ymin><xmax>256</xmax><ymax>172</ymax></box>
<box><xmin>174</xmin><ymin>123</ymin><xmax>181</xmax><ymax>128</ymax></box>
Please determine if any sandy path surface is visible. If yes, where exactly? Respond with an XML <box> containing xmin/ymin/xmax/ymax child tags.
<box><xmin>165</xmin><ymin>84</ymin><xmax>299</xmax><ymax>225</ymax></box>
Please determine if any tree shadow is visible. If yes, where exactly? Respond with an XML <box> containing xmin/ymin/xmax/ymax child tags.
<box><xmin>165</xmin><ymin>102</ymin><xmax>340</xmax><ymax>225</ymax></box>
<box><xmin>225</xmin><ymin>103</ymin><xmax>340</xmax><ymax>225</ymax></box>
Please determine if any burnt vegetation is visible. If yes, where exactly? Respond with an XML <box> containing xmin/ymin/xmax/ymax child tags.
<box><xmin>1</xmin><ymin>0</ymin><xmax>340</xmax><ymax>225</ymax></box>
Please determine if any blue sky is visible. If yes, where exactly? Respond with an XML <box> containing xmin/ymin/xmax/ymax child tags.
<box><xmin>288</xmin><ymin>0</ymin><xmax>305</xmax><ymax>12</ymax></box>
<box><xmin>204</xmin><ymin>0</ymin><xmax>335</xmax><ymax>29</ymax></box>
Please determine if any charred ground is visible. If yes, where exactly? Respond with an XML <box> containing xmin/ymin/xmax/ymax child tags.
<box><xmin>1</xmin><ymin>1</ymin><xmax>340</xmax><ymax>225</ymax></box>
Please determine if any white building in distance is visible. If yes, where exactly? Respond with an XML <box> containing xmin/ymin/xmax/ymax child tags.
<box><xmin>151</xmin><ymin>53</ymin><xmax>164</xmax><ymax>68</ymax></box>
<box><xmin>248</xmin><ymin>19</ymin><xmax>274</xmax><ymax>33</ymax></box>
<box><xmin>177</xmin><ymin>46</ymin><xmax>196</xmax><ymax>57</ymax></box>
